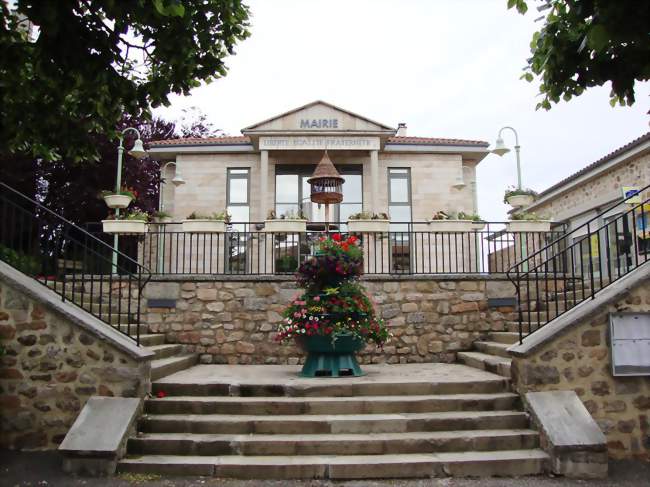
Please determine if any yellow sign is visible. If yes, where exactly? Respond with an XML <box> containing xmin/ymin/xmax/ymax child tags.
<box><xmin>622</xmin><ymin>186</ymin><xmax>642</xmax><ymax>204</ymax></box>
<box><xmin>590</xmin><ymin>234</ymin><xmax>600</xmax><ymax>258</ymax></box>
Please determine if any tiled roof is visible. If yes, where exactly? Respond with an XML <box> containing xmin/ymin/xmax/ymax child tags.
<box><xmin>150</xmin><ymin>135</ymin><xmax>489</xmax><ymax>148</ymax></box>
<box><xmin>387</xmin><ymin>136</ymin><xmax>488</xmax><ymax>147</ymax></box>
<box><xmin>538</xmin><ymin>131</ymin><xmax>650</xmax><ymax>197</ymax></box>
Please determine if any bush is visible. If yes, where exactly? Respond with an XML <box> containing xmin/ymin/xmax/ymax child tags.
<box><xmin>0</xmin><ymin>244</ymin><xmax>41</xmax><ymax>275</ymax></box>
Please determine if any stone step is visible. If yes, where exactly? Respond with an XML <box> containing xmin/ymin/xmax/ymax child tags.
<box><xmin>144</xmin><ymin>392</ymin><xmax>520</xmax><ymax>417</ymax></box>
<box><xmin>151</xmin><ymin>354</ymin><xmax>198</xmax><ymax>382</ymax></box>
<box><xmin>457</xmin><ymin>352</ymin><xmax>511</xmax><ymax>378</ymax></box>
<box><xmin>151</xmin><ymin>377</ymin><xmax>510</xmax><ymax>398</ymax></box>
<box><xmin>128</xmin><ymin>429</ymin><xmax>539</xmax><ymax>456</ymax></box>
<box><xmin>140</xmin><ymin>410</ymin><xmax>529</xmax><ymax>436</ymax></box>
<box><xmin>117</xmin><ymin>449</ymin><xmax>549</xmax><ymax>478</ymax></box>
<box><xmin>139</xmin><ymin>333</ymin><xmax>166</xmax><ymax>347</ymax></box>
<box><xmin>505</xmin><ymin>321</ymin><xmax>548</xmax><ymax>334</ymax></box>
<box><xmin>148</xmin><ymin>344</ymin><xmax>184</xmax><ymax>360</ymax></box>
<box><xmin>473</xmin><ymin>341</ymin><xmax>511</xmax><ymax>359</ymax></box>
<box><xmin>487</xmin><ymin>332</ymin><xmax>519</xmax><ymax>345</ymax></box>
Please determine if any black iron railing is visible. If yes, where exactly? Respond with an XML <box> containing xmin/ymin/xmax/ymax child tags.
<box><xmin>0</xmin><ymin>182</ymin><xmax>151</xmax><ymax>345</ymax></box>
<box><xmin>84</xmin><ymin>221</ymin><xmax>565</xmax><ymax>276</ymax></box>
<box><xmin>507</xmin><ymin>184</ymin><xmax>650</xmax><ymax>343</ymax></box>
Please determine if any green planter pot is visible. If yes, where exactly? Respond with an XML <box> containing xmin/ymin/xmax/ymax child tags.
<box><xmin>296</xmin><ymin>333</ymin><xmax>365</xmax><ymax>377</ymax></box>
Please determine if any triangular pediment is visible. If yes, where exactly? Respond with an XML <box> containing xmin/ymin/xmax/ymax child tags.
<box><xmin>242</xmin><ymin>100</ymin><xmax>395</xmax><ymax>134</ymax></box>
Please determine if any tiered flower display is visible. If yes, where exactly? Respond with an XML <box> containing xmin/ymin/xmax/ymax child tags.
<box><xmin>278</xmin><ymin>234</ymin><xmax>389</xmax><ymax>348</ymax></box>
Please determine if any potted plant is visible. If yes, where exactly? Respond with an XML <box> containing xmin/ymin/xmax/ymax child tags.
<box><xmin>102</xmin><ymin>209</ymin><xmax>149</xmax><ymax>234</ymax></box>
<box><xmin>264</xmin><ymin>210</ymin><xmax>308</xmax><ymax>233</ymax></box>
<box><xmin>151</xmin><ymin>210</ymin><xmax>173</xmax><ymax>224</ymax></box>
<box><xmin>504</xmin><ymin>186</ymin><xmax>537</xmax><ymax>208</ymax></box>
<box><xmin>347</xmin><ymin>212</ymin><xmax>390</xmax><ymax>233</ymax></box>
<box><xmin>182</xmin><ymin>211</ymin><xmax>230</xmax><ymax>233</ymax></box>
<box><xmin>506</xmin><ymin>212</ymin><xmax>552</xmax><ymax>232</ymax></box>
<box><xmin>457</xmin><ymin>211</ymin><xmax>486</xmax><ymax>231</ymax></box>
<box><xmin>277</xmin><ymin>234</ymin><xmax>389</xmax><ymax>377</ymax></box>
<box><xmin>101</xmin><ymin>187</ymin><xmax>137</xmax><ymax>209</ymax></box>
<box><xmin>427</xmin><ymin>211</ymin><xmax>474</xmax><ymax>232</ymax></box>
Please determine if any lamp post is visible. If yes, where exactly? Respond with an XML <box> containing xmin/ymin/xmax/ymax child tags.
<box><xmin>157</xmin><ymin>161</ymin><xmax>185</xmax><ymax>272</ymax></box>
<box><xmin>492</xmin><ymin>126</ymin><xmax>523</xmax><ymax>190</ymax></box>
<box><xmin>111</xmin><ymin>127</ymin><xmax>148</xmax><ymax>274</ymax></box>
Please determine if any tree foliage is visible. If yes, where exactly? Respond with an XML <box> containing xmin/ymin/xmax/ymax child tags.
<box><xmin>508</xmin><ymin>0</ymin><xmax>650</xmax><ymax>108</ymax></box>
<box><xmin>0</xmin><ymin>1</ymin><xmax>250</xmax><ymax>161</ymax></box>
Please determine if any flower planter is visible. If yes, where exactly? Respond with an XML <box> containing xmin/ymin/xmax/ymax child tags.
<box><xmin>264</xmin><ymin>219</ymin><xmax>307</xmax><ymax>233</ymax></box>
<box><xmin>295</xmin><ymin>332</ymin><xmax>365</xmax><ymax>377</ymax></box>
<box><xmin>471</xmin><ymin>221</ymin><xmax>486</xmax><ymax>231</ymax></box>
<box><xmin>181</xmin><ymin>219</ymin><xmax>227</xmax><ymax>233</ymax></box>
<box><xmin>427</xmin><ymin>219</ymin><xmax>474</xmax><ymax>232</ymax></box>
<box><xmin>506</xmin><ymin>194</ymin><xmax>535</xmax><ymax>208</ymax></box>
<box><xmin>102</xmin><ymin>220</ymin><xmax>148</xmax><ymax>234</ymax></box>
<box><xmin>103</xmin><ymin>194</ymin><xmax>133</xmax><ymax>209</ymax></box>
<box><xmin>347</xmin><ymin>219</ymin><xmax>390</xmax><ymax>233</ymax></box>
<box><xmin>153</xmin><ymin>216</ymin><xmax>172</xmax><ymax>224</ymax></box>
<box><xmin>506</xmin><ymin>220</ymin><xmax>552</xmax><ymax>233</ymax></box>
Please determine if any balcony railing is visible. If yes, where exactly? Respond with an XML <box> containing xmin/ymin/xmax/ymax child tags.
<box><xmin>84</xmin><ymin>221</ymin><xmax>566</xmax><ymax>276</ymax></box>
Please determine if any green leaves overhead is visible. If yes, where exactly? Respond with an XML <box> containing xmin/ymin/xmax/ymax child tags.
<box><xmin>0</xmin><ymin>1</ymin><xmax>250</xmax><ymax>162</ymax></box>
<box><xmin>507</xmin><ymin>0</ymin><xmax>650</xmax><ymax>109</ymax></box>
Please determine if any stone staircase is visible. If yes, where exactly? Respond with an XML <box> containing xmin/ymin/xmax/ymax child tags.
<box><xmin>49</xmin><ymin>280</ymin><xmax>197</xmax><ymax>380</ymax></box>
<box><xmin>118</xmin><ymin>363</ymin><xmax>549</xmax><ymax>479</ymax></box>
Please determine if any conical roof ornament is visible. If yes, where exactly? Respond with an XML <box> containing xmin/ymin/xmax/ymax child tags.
<box><xmin>307</xmin><ymin>150</ymin><xmax>345</xmax><ymax>205</ymax></box>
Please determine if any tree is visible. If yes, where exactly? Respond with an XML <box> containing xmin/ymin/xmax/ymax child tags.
<box><xmin>508</xmin><ymin>0</ymin><xmax>650</xmax><ymax>108</ymax></box>
<box><xmin>0</xmin><ymin>1</ymin><xmax>249</xmax><ymax>161</ymax></box>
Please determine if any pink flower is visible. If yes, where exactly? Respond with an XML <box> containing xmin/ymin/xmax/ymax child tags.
<box><xmin>313</xmin><ymin>296</ymin><xmax>320</xmax><ymax>302</ymax></box>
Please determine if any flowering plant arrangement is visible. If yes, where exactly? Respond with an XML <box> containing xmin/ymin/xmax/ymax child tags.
<box><xmin>277</xmin><ymin>235</ymin><xmax>390</xmax><ymax>347</ymax></box>
<box><xmin>105</xmin><ymin>208</ymin><xmax>150</xmax><ymax>221</ymax></box>
<box><xmin>100</xmin><ymin>186</ymin><xmax>138</xmax><ymax>199</ymax></box>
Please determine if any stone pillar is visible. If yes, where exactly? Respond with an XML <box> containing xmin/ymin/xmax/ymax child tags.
<box><xmin>260</xmin><ymin>150</ymin><xmax>269</xmax><ymax>221</ymax></box>
<box><xmin>370</xmin><ymin>149</ymin><xmax>379</xmax><ymax>213</ymax></box>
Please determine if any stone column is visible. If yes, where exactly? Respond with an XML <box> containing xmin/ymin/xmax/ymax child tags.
<box><xmin>260</xmin><ymin>150</ymin><xmax>269</xmax><ymax>221</ymax></box>
<box><xmin>370</xmin><ymin>150</ymin><xmax>379</xmax><ymax>212</ymax></box>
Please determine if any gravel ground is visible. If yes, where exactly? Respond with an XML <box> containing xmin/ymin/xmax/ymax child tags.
<box><xmin>2</xmin><ymin>451</ymin><xmax>649</xmax><ymax>487</ymax></box>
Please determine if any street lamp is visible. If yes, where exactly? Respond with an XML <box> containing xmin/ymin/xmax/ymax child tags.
<box><xmin>111</xmin><ymin>127</ymin><xmax>148</xmax><ymax>273</ymax></box>
<box><xmin>492</xmin><ymin>126</ymin><xmax>523</xmax><ymax>190</ymax></box>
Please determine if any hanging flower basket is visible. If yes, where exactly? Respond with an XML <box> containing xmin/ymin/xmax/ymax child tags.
<box><xmin>506</xmin><ymin>194</ymin><xmax>535</xmax><ymax>208</ymax></box>
<box><xmin>427</xmin><ymin>219</ymin><xmax>474</xmax><ymax>232</ymax></box>
<box><xmin>103</xmin><ymin>194</ymin><xmax>133</xmax><ymax>209</ymax></box>
<box><xmin>182</xmin><ymin>219</ymin><xmax>227</xmax><ymax>233</ymax></box>
<box><xmin>347</xmin><ymin>219</ymin><xmax>390</xmax><ymax>233</ymax></box>
<box><xmin>506</xmin><ymin>220</ymin><xmax>551</xmax><ymax>233</ymax></box>
<box><xmin>102</xmin><ymin>220</ymin><xmax>148</xmax><ymax>234</ymax></box>
<box><xmin>264</xmin><ymin>219</ymin><xmax>307</xmax><ymax>233</ymax></box>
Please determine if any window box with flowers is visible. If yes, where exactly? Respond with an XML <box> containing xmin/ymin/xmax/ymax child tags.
<box><xmin>102</xmin><ymin>209</ymin><xmax>149</xmax><ymax>234</ymax></box>
<box><xmin>506</xmin><ymin>212</ymin><xmax>552</xmax><ymax>233</ymax></box>
<box><xmin>427</xmin><ymin>211</ymin><xmax>475</xmax><ymax>232</ymax></box>
<box><xmin>182</xmin><ymin>211</ymin><xmax>230</xmax><ymax>233</ymax></box>
<box><xmin>278</xmin><ymin>234</ymin><xmax>389</xmax><ymax>377</ymax></box>
<box><xmin>101</xmin><ymin>187</ymin><xmax>137</xmax><ymax>209</ymax></box>
<box><xmin>347</xmin><ymin>212</ymin><xmax>390</xmax><ymax>233</ymax></box>
<box><xmin>265</xmin><ymin>210</ymin><xmax>308</xmax><ymax>233</ymax></box>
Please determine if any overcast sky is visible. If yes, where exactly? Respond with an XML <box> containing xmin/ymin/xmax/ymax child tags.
<box><xmin>155</xmin><ymin>0</ymin><xmax>649</xmax><ymax>222</ymax></box>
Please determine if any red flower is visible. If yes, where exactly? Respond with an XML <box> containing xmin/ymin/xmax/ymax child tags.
<box><xmin>332</xmin><ymin>233</ymin><xmax>342</xmax><ymax>242</ymax></box>
<box><xmin>156</xmin><ymin>391</ymin><xmax>167</xmax><ymax>398</ymax></box>
<box><xmin>347</xmin><ymin>235</ymin><xmax>357</xmax><ymax>244</ymax></box>
<box><xmin>341</xmin><ymin>243</ymin><xmax>350</xmax><ymax>251</ymax></box>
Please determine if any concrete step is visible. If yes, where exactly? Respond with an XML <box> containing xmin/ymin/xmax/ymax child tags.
<box><xmin>487</xmin><ymin>332</ymin><xmax>519</xmax><ymax>345</ymax></box>
<box><xmin>140</xmin><ymin>410</ymin><xmax>528</xmax><ymax>436</ymax></box>
<box><xmin>151</xmin><ymin>354</ymin><xmax>198</xmax><ymax>382</ymax></box>
<box><xmin>144</xmin><ymin>392</ymin><xmax>520</xmax><ymax>417</ymax></box>
<box><xmin>117</xmin><ymin>449</ymin><xmax>549</xmax><ymax>478</ymax></box>
<box><xmin>457</xmin><ymin>352</ymin><xmax>511</xmax><ymax>378</ymax></box>
<box><xmin>128</xmin><ymin>429</ymin><xmax>539</xmax><ymax>456</ymax></box>
<box><xmin>151</xmin><ymin>377</ymin><xmax>510</xmax><ymax>398</ymax></box>
<box><xmin>148</xmin><ymin>344</ymin><xmax>184</xmax><ymax>360</ymax></box>
<box><xmin>473</xmin><ymin>341</ymin><xmax>511</xmax><ymax>359</ymax></box>
<box><xmin>139</xmin><ymin>333</ymin><xmax>166</xmax><ymax>347</ymax></box>
<box><xmin>505</xmin><ymin>321</ymin><xmax>547</xmax><ymax>334</ymax></box>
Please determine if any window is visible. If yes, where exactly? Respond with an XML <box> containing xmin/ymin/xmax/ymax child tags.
<box><xmin>227</xmin><ymin>168</ymin><xmax>250</xmax><ymax>224</ymax></box>
<box><xmin>388</xmin><ymin>168</ymin><xmax>412</xmax><ymax>272</ymax></box>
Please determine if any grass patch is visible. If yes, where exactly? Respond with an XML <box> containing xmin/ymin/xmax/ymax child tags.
<box><xmin>117</xmin><ymin>472</ymin><xmax>162</xmax><ymax>483</ymax></box>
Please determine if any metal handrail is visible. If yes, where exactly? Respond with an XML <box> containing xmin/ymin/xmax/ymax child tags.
<box><xmin>0</xmin><ymin>181</ymin><xmax>151</xmax><ymax>344</ymax></box>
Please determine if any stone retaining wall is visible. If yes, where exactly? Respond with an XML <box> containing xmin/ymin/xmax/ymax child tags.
<box><xmin>145</xmin><ymin>276</ymin><xmax>515</xmax><ymax>365</ymax></box>
<box><xmin>511</xmin><ymin>279</ymin><xmax>650</xmax><ymax>461</ymax></box>
<box><xmin>0</xmin><ymin>273</ymin><xmax>150</xmax><ymax>450</ymax></box>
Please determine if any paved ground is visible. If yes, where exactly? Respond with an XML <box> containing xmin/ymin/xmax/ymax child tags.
<box><xmin>155</xmin><ymin>363</ymin><xmax>502</xmax><ymax>386</ymax></box>
<box><xmin>2</xmin><ymin>451</ymin><xmax>649</xmax><ymax>486</ymax></box>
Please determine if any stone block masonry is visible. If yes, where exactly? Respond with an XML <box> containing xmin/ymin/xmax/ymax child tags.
<box><xmin>145</xmin><ymin>276</ymin><xmax>515</xmax><ymax>365</ymax></box>
<box><xmin>0</xmin><ymin>262</ymin><xmax>152</xmax><ymax>450</ymax></box>
<box><xmin>511</xmin><ymin>277</ymin><xmax>650</xmax><ymax>461</ymax></box>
